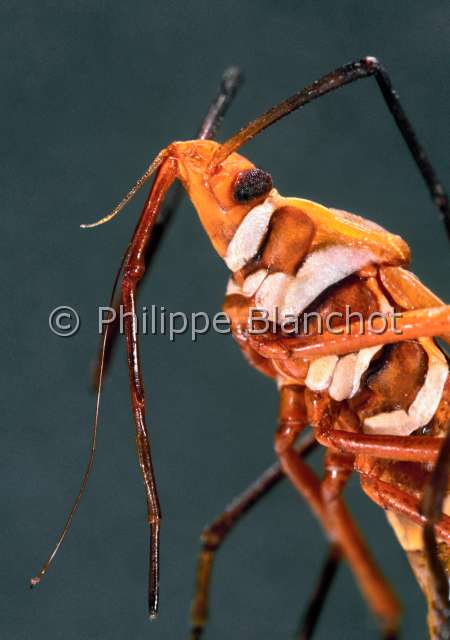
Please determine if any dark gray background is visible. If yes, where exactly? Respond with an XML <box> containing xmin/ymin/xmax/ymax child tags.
<box><xmin>2</xmin><ymin>2</ymin><xmax>449</xmax><ymax>639</ymax></box>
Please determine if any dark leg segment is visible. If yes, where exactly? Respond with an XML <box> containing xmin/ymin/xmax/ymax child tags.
<box><xmin>190</xmin><ymin>434</ymin><xmax>317</xmax><ymax>639</ymax></box>
<box><xmin>420</xmin><ymin>425</ymin><xmax>450</xmax><ymax>640</ymax></box>
<box><xmin>215</xmin><ymin>57</ymin><xmax>450</xmax><ymax>238</ymax></box>
<box><xmin>297</xmin><ymin>545</ymin><xmax>341</xmax><ymax>640</ymax></box>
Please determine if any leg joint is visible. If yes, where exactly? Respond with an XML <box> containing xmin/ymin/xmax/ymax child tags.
<box><xmin>274</xmin><ymin>419</ymin><xmax>305</xmax><ymax>455</ymax></box>
<box><xmin>362</xmin><ymin>55</ymin><xmax>382</xmax><ymax>73</ymax></box>
<box><xmin>200</xmin><ymin>525</ymin><xmax>223</xmax><ymax>551</ymax></box>
<box><xmin>122</xmin><ymin>263</ymin><xmax>145</xmax><ymax>287</ymax></box>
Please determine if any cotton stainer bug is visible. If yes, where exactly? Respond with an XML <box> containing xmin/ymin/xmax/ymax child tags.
<box><xmin>31</xmin><ymin>58</ymin><xmax>450</xmax><ymax>639</ymax></box>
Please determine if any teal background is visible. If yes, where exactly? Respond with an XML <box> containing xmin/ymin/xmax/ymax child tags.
<box><xmin>1</xmin><ymin>2</ymin><xmax>449</xmax><ymax>638</ymax></box>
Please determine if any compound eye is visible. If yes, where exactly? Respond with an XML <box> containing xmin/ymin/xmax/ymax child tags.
<box><xmin>233</xmin><ymin>168</ymin><xmax>273</xmax><ymax>203</ymax></box>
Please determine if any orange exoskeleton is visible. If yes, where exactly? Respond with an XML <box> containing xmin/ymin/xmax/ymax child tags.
<box><xmin>32</xmin><ymin>59</ymin><xmax>450</xmax><ymax>639</ymax></box>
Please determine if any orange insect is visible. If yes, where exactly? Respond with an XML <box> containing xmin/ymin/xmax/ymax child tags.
<box><xmin>31</xmin><ymin>59</ymin><xmax>450</xmax><ymax>639</ymax></box>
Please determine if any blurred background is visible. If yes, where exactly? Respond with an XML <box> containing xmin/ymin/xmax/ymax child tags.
<box><xmin>1</xmin><ymin>1</ymin><xmax>449</xmax><ymax>638</ymax></box>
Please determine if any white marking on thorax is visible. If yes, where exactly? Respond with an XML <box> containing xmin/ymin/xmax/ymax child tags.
<box><xmin>242</xmin><ymin>269</ymin><xmax>267</xmax><ymax>296</ymax></box>
<box><xmin>281</xmin><ymin>245</ymin><xmax>377</xmax><ymax>321</ymax></box>
<box><xmin>224</xmin><ymin>194</ymin><xmax>277</xmax><ymax>272</ymax></box>
<box><xmin>408</xmin><ymin>353</ymin><xmax>448</xmax><ymax>426</ymax></box>
<box><xmin>254</xmin><ymin>272</ymin><xmax>293</xmax><ymax>319</ymax></box>
<box><xmin>305</xmin><ymin>355</ymin><xmax>339</xmax><ymax>391</ymax></box>
<box><xmin>253</xmin><ymin>245</ymin><xmax>377</xmax><ymax>324</ymax></box>
<box><xmin>328</xmin><ymin>346</ymin><xmax>383</xmax><ymax>401</ymax></box>
<box><xmin>363</xmin><ymin>410</ymin><xmax>418</xmax><ymax>436</ymax></box>
<box><xmin>326</xmin><ymin>289</ymin><xmax>392</xmax><ymax>401</ymax></box>
<box><xmin>226</xmin><ymin>277</ymin><xmax>243</xmax><ymax>295</ymax></box>
<box><xmin>225</xmin><ymin>268</ymin><xmax>268</xmax><ymax>299</ymax></box>
<box><xmin>329</xmin><ymin>352</ymin><xmax>361</xmax><ymax>401</ymax></box>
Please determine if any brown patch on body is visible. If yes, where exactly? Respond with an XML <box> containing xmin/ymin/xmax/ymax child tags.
<box><xmin>260</xmin><ymin>206</ymin><xmax>315</xmax><ymax>274</ymax></box>
<box><xmin>299</xmin><ymin>275</ymin><xmax>379</xmax><ymax>336</ymax></box>
<box><xmin>350</xmin><ymin>341</ymin><xmax>428</xmax><ymax>422</ymax></box>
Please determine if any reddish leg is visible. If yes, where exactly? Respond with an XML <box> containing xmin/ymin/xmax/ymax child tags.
<box><xmin>421</xmin><ymin>428</ymin><xmax>450</xmax><ymax>639</ymax></box>
<box><xmin>121</xmin><ymin>157</ymin><xmax>178</xmax><ymax>617</ymax></box>
<box><xmin>321</xmin><ymin>449</ymin><xmax>400</xmax><ymax>635</ymax></box>
<box><xmin>317</xmin><ymin>428</ymin><xmax>442</xmax><ymax>463</ymax></box>
<box><xmin>190</xmin><ymin>434</ymin><xmax>317</xmax><ymax>640</ymax></box>
<box><xmin>361</xmin><ymin>475</ymin><xmax>450</xmax><ymax>545</ymax></box>
<box><xmin>317</xmin><ymin>424</ymin><xmax>450</xmax><ymax>637</ymax></box>
<box><xmin>276</xmin><ymin>386</ymin><xmax>399</xmax><ymax>634</ymax></box>
<box><xmin>312</xmin><ymin>426</ymin><xmax>450</xmax><ymax>542</ymax></box>
<box><xmin>275</xmin><ymin>386</ymin><xmax>326</xmax><ymax>525</ymax></box>
<box><xmin>313</xmin><ymin>426</ymin><xmax>450</xmax><ymax>538</ymax></box>
<box><xmin>249</xmin><ymin>306</ymin><xmax>450</xmax><ymax>360</ymax></box>
<box><xmin>361</xmin><ymin>469</ymin><xmax>450</xmax><ymax>640</ymax></box>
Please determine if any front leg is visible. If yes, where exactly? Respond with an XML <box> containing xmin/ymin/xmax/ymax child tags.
<box><xmin>121</xmin><ymin>157</ymin><xmax>178</xmax><ymax>617</ymax></box>
<box><xmin>249</xmin><ymin>305</ymin><xmax>450</xmax><ymax>361</ymax></box>
<box><xmin>122</xmin><ymin>276</ymin><xmax>161</xmax><ymax>617</ymax></box>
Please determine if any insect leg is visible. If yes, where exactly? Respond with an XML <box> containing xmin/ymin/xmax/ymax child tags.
<box><xmin>361</xmin><ymin>469</ymin><xmax>450</xmax><ymax>640</ymax></box>
<box><xmin>213</xmin><ymin>57</ymin><xmax>449</xmax><ymax>238</ymax></box>
<box><xmin>420</xmin><ymin>430</ymin><xmax>450</xmax><ymax>640</ymax></box>
<box><xmin>274</xmin><ymin>387</ymin><xmax>347</xmax><ymax>637</ymax></box>
<box><xmin>376</xmin><ymin>264</ymin><xmax>450</xmax><ymax>632</ymax></box>
<box><xmin>121</xmin><ymin>157</ymin><xmax>178</xmax><ymax>618</ymax></box>
<box><xmin>190</xmin><ymin>434</ymin><xmax>317</xmax><ymax>640</ymax></box>
<box><xmin>361</xmin><ymin>476</ymin><xmax>450</xmax><ymax>545</ymax></box>
<box><xmin>316</xmin><ymin>429</ymin><xmax>442</xmax><ymax>463</ymax></box>
<box><xmin>249</xmin><ymin>305</ymin><xmax>450</xmax><ymax>360</ymax></box>
<box><xmin>296</xmin><ymin>544</ymin><xmax>341</xmax><ymax>640</ymax></box>
<box><xmin>320</xmin><ymin>424</ymin><xmax>450</xmax><ymax>635</ymax></box>
<box><xmin>321</xmin><ymin>449</ymin><xmax>400</xmax><ymax>636</ymax></box>
<box><xmin>275</xmin><ymin>386</ymin><xmax>326</xmax><ymax>524</ymax></box>
<box><xmin>321</xmin><ymin>430</ymin><xmax>450</xmax><ymax>637</ymax></box>
<box><xmin>91</xmin><ymin>67</ymin><xmax>242</xmax><ymax>390</ymax></box>
<box><xmin>276</xmin><ymin>387</ymin><xmax>399</xmax><ymax>634</ymax></box>
<box><xmin>378</xmin><ymin>267</ymin><xmax>450</xmax><ymax>346</ymax></box>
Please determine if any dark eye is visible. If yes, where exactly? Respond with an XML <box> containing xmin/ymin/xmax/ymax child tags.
<box><xmin>233</xmin><ymin>168</ymin><xmax>273</xmax><ymax>203</ymax></box>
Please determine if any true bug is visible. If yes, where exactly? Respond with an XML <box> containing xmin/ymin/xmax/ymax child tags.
<box><xmin>31</xmin><ymin>58</ymin><xmax>450</xmax><ymax>639</ymax></box>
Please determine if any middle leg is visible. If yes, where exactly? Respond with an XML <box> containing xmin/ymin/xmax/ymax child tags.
<box><xmin>190</xmin><ymin>434</ymin><xmax>317</xmax><ymax>639</ymax></box>
<box><xmin>276</xmin><ymin>385</ymin><xmax>400</xmax><ymax>635</ymax></box>
<box><xmin>321</xmin><ymin>449</ymin><xmax>400</xmax><ymax>637</ymax></box>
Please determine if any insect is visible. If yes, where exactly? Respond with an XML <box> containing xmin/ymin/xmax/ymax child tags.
<box><xmin>31</xmin><ymin>58</ymin><xmax>450</xmax><ymax>639</ymax></box>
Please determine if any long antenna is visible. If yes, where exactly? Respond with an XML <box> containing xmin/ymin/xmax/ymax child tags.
<box><xmin>30</xmin><ymin>247</ymin><xmax>128</xmax><ymax>587</ymax></box>
<box><xmin>210</xmin><ymin>58</ymin><xmax>450</xmax><ymax>239</ymax></box>
<box><xmin>80</xmin><ymin>149</ymin><xmax>168</xmax><ymax>228</ymax></box>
